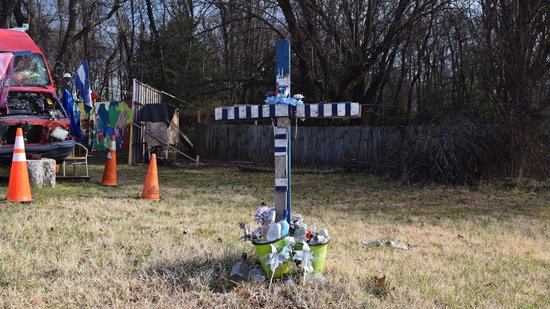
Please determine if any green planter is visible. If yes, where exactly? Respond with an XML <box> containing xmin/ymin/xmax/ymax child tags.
<box><xmin>252</xmin><ymin>235</ymin><xmax>293</xmax><ymax>278</ymax></box>
<box><xmin>294</xmin><ymin>241</ymin><xmax>330</xmax><ymax>273</ymax></box>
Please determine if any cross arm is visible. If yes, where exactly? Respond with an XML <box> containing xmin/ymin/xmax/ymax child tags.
<box><xmin>214</xmin><ymin>102</ymin><xmax>361</xmax><ymax>121</ymax></box>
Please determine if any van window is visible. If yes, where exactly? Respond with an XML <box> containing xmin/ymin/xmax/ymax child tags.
<box><xmin>10</xmin><ymin>53</ymin><xmax>51</xmax><ymax>87</ymax></box>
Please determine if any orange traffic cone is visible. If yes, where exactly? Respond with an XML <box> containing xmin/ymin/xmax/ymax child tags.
<box><xmin>100</xmin><ymin>135</ymin><xmax>117</xmax><ymax>186</ymax></box>
<box><xmin>7</xmin><ymin>127</ymin><xmax>32</xmax><ymax>202</ymax></box>
<box><xmin>141</xmin><ymin>153</ymin><xmax>160</xmax><ymax>200</ymax></box>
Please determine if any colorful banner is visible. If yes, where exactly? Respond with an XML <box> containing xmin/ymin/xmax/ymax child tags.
<box><xmin>93</xmin><ymin>101</ymin><xmax>133</xmax><ymax>151</ymax></box>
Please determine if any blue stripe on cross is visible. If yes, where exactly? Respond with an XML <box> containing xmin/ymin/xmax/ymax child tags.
<box><xmin>275</xmin><ymin>177</ymin><xmax>288</xmax><ymax>191</ymax></box>
<box><xmin>274</xmin><ymin>128</ymin><xmax>287</xmax><ymax>156</ymax></box>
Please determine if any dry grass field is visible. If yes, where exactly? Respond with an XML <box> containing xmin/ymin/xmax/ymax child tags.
<box><xmin>0</xmin><ymin>161</ymin><xmax>549</xmax><ymax>308</ymax></box>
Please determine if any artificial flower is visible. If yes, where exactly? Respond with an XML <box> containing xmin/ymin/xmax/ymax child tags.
<box><xmin>293</xmin><ymin>242</ymin><xmax>314</xmax><ymax>273</ymax></box>
<box><xmin>265</xmin><ymin>244</ymin><xmax>286</xmax><ymax>273</ymax></box>
<box><xmin>255</xmin><ymin>207</ymin><xmax>275</xmax><ymax>225</ymax></box>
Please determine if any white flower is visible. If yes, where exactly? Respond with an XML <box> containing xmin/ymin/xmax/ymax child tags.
<box><xmin>265</xmin><ymin>244</ymin><xmax>289</xmax><ymax>273</ymax></box>
<box><xmin>301</xmin><ymin>251</ymin><xmax>314</xmax><ymax>273</ymax></box>
<box><xmin>285</xmin><ymin>237</ymin><xmax>296</xmax><ymax>246</ymax></box>
<box><xmin>293</xmin><ymin>243</ymin><xmax>314</xmax><ymax>273</ymax></box>
<box><xmin>279</xmin><ymin>244</ymin><xmax>293</xmax><ymax>260</ymax></box>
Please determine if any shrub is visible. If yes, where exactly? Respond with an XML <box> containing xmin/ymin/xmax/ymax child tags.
<box><xmin>396</xmin><ymin>118</ymin><xmax>510</xmax><ymax>185</ymax></box>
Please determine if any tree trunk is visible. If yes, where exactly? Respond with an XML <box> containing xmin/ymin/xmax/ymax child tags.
<box><xmin>0</xmin><ymin>0</ymin><xmax>17</xmax><ymax>28</ymax></box>
<box><xmin>27</xmin><ymin>159</ymin><xmax>56</xmax><ymax>187</ymax></box>
<box><xmin>54</xmin><ymin>0</ymin><xmax>78</xmax><ymax>82</ymax></box>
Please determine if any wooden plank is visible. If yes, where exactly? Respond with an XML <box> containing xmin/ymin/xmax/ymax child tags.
<box><xmin>179</xmin><ymin>130</ymin><xmax>194</xmax><ymax>148</ymax></box>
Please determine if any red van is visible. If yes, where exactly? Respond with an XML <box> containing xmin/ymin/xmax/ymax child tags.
<box><xmin>0</xmin><ymin>29</ymin><xmax>74</xmax><ymax>163</ymax></box>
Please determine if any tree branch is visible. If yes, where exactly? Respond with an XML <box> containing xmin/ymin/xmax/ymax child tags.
<box><xmin>70</xmin><ymin>1</ymin><xmax>124</xmax><ymax>44</ymax></box>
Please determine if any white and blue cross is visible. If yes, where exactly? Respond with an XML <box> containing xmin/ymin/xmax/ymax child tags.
<box><xmin>215</xmin><ymin>40</ymin><xmax>361</xmax><ymax>222</ymax></box>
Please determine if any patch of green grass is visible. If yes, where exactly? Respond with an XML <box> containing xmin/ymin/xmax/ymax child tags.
<box><xmin>0</xmin><ymin>163</ymin><xmax>549</xmax><ymax>307</ymax></box>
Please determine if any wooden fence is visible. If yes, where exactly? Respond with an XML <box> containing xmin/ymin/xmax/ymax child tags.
<box><xmin>194</xmin><ymin>124</ymin><xmax>424</xmax><ymax>166</ymax></box>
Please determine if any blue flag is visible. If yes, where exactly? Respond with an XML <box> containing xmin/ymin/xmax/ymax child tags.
<box><xmin>61</xmin><ymin>88</ymin><xmax>84</xmax><ymax>141</ymax></box>
<box><xmin>73</xmin><ymin>59</ymin><xmax>92</xmax><ymax>112</ymax></box>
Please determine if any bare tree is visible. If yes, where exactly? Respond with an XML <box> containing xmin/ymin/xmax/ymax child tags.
<box><xmin>477</xmin><ymin>0</ymin><xmax>550</xmax><ymax>176</ymax></box>
<box><xmin>53</xmin><ymin>0</ymin><xmax>125</xmax><ymax>82</ymax></box>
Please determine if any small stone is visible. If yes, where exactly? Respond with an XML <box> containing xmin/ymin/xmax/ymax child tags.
<box><xmin>387</xmin><ymin>241</ymin><xmax>410</xmax><ymax>250</ymax></box>
<box><xmin>362</xmin><ymin>240</ymin><xmax>410</xmax><ymax>250</ymax></box>
<box><xmin>364</xmin><ymin>240</ymin><xmax>384</xmax><ymax>247</ymax></box>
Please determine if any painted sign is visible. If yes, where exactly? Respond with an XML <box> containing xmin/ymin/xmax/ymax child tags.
<box><xmin>93</xmin><ymin>101</ymin><xmax>133</xmax><ymax>151</ymax></box>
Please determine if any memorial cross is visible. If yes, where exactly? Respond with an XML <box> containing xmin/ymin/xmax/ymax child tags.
<box><xmin>215</xmin><ymin>40</ymin><xmax>361</xmax><ymax>222</ymax></box>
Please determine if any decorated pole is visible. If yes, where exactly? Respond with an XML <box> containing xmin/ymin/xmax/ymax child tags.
<box><xmin>274</xmin><ymin>40</ymin><xmax>291</xmax><ymax>222</ymax></box>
